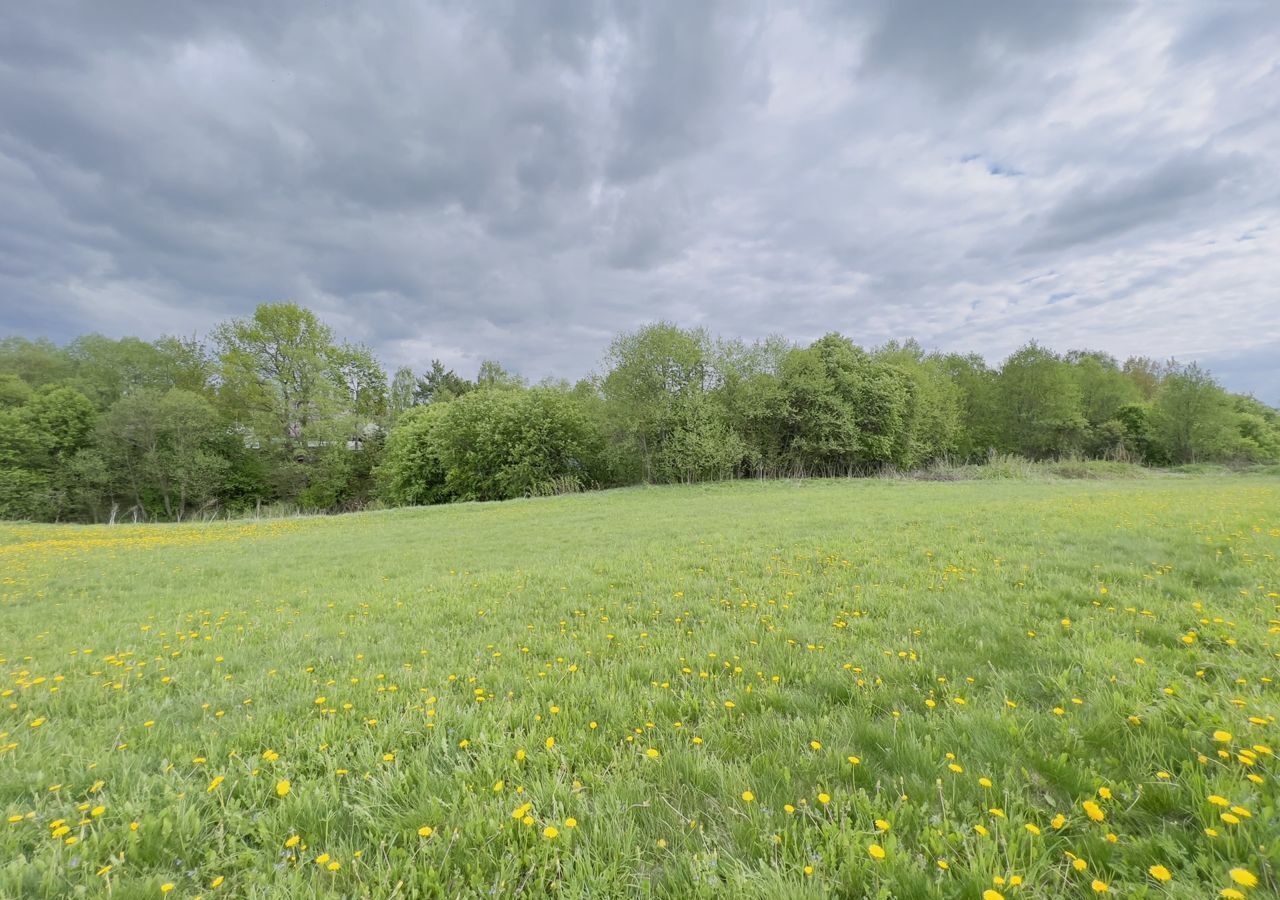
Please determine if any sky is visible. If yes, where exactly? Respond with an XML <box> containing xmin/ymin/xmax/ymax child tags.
<box><xmin>1</xmin><ymin>1</ymin><xmax>1278</xmax><ymax>401</ymax></box>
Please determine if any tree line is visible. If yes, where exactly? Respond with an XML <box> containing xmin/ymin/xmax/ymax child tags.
<box><xmin>2</xmin><ymin>303</ymin><xmax>1276</xmax><ymax>522</ymax></box>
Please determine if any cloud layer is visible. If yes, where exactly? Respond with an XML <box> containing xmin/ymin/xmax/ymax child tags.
<box><xmin>1</xmin><ymin>1</ymin><xmax>1277</xmax><ymax>399</ymax></box>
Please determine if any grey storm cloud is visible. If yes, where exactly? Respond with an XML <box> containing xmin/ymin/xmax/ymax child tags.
<box><xmin>1</xmin><ymin>0</ymin><xmax>1278</xmax><ymax>400</ymax></box>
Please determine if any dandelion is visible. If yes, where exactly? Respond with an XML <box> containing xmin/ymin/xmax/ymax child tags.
<box><xmin>868</xmin><ymin>843</ymin><xmax>885</xmax><ymax>860</ymax></box>
<box><xmin>285</xmin><ymin>835</ymin><xmax>301</xmax><ymax>848</ymax></box>
<box><xmin>645</xmin><ymin>748</ymin><xmax>660</xmax><ymax>759</ymax></box>
<box><xmin>1092</xmin><ymin>879</ymin><xmax>1108</xmax><ymax>893</ymax></box>
<box><xmin>564</xmin><ymin>818</ymin><xmax>577</xmax><ymax>828</ymax></box>
<box><xmin>276</xmin><ymin>779</ymin><xmax>290</xmax><ymax>797</ymax></box>
<box><xmin>207</xmin><ymin>775</ymin><xmax>225</xmax><ymax>792</ymax></box>
<box><xmin>211</xmin><ymin>875</ymin><xmax>225</xmax><ymax>888</ymax></box>
<box><xmin>741</xmin><ymin>790</ymin><xmax>755</xmax><ymax>803</ymax></box>
<box><xmin>1213</xmin><ymin>730</ymin><xmax>1233</xmax><ymax>742</ymax></box>
<box><xmin>543</xmin><ymin>826</ymin><xmax>559</xmax><ymax>839</ymax></box>
<box><xmin>1228</xmin><ymin>869</ymin><xmax>1258</xmax><ymax>888</ymax></box>
<box><xmin>875</xmin><ymin>819</ymin><xmax>890</xmax><ymax>831</ymax></box>
<box><xmin>809</xmin><ymin>740</ymin><xmax>821</xmax><ymax>750</ymax></box>
<box><xmin>983</xmin><ymin>891</ymin><xmax>1005</xmax><ymax>900</ymax></box>
<box><xmin>1082</xmin><ymin>800</ymin><xmax>1105</xmax><ymax>822</ymax></box>
<box><xmin>1149</xmin><ymin>865</ymin><xmax>1172</xmax><ymax>883</ymax></box>
<box><xmin>418</xmin><ymin>825</ymin><xmax>433</xmax><ymax>837</ymax></box>
<box><xmin>818</xmin><ymin>793</ymin><xmax>831</xmax><ymax>805</ymax></box>
<box><xmin>545</xmin><ymin>737</ymin><xmax>555</xmax><ymax>750</ymax></box>
<box><xmin>161</xmin><ymin>884</ymin><xmax>175</xmax><ymax>894</ymax></box>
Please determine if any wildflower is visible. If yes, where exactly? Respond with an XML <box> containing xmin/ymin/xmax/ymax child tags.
<box><xmin>868</xmin><ymin>843</ymin><xmax>885</xmax><ymax>860</ymax></box>
<box><xmin>818</xmin><ymin>793</ymin><xmax>831</xmax><ymax>805</ymax></box>
<box><xmin>978</xmin><ymin>777</ymin><xmax>992</xmax><ymax>788</ymax></box>
<box><xmin>207</xmin><ymin>775</ymin><xmax>225</xmax><ymax>792</ymax></box>
<box><xmin>285</xmin><ymin>835</ymin><xmax>301</xmax><ymax>848</ymax></box>
<box><xmin>545</xmin><ymin>737</ymin><xmax>555</xmax><ymax>750</ymax></box>
<box><xmin>1149</xmin><ymin>865</ymin><xmax>1172</xmax><ymax>882</ymax></box>
<box><xmin>741</xmin><ymin>790</ymin><xmax>755</xmax><ymax>803</ymax></box>
<box><xmin>1092</xmin><ymin>879</ymin><xmax>1108</xmax><ymax>893</ymax></box>
<box><xmin>1228</xmin><ymin>869</ymin><xmax>1258</xmax><ymax>888</ymax></box>
<box><xmin>543</xmin><ymin>826</ymin><xmax>559</xmax><ymax>839</ymax></box>
<box><xmin>810</xmin><ymin>740</ymin><xmax>821</xmax><ymax>750</ymax></box>
<box><xmin>276</xmin><ymin>779</ymin><xmax>290</xmax><ymax>797</ymax></box>
<box><xmin>1073</xmin><ymin>858</ymin><xmax>1088</xmax><ymax>872</ymax></box>
<box><xmin>1082</xmin><ymin>800</ymin><xmax>1105</xmax><ymax>822</ymax></box>
<box><xmin>645</xmin><ymin>748</ymin><xmax>660</xmax><ymax>759</ymax></box>
<box><xmin>1221</xmin><ymin>891</ymin><xmax>1245</xmax><ymax>900</ymax></box>
<box><xmin>211</xmin><ymin>875</ymin><xmax>224</xmax><ymax>888</ymax></box>
<box><xmin>161</xmin><ymin>884</ymin><xmax>175</xmax><ymax>894</ymax></box>
<box><xmin>418</xmin><ymin>826</ymin><xmax>433</xmax><ymax>837</ymax></box>
<box><xmin>564</xmin><ymin>818</ymin><xmax>577</xmax><ymax>828</ymax></box>
<box><xmin>983</xmin><ymin>891</ymin><xmax>1005</xmax><ymax>900</ymax></box>
<box><xmin>1051</xmin><ymin>813</ymin><xmax>1066</xmax><ymax>829</ymax></box>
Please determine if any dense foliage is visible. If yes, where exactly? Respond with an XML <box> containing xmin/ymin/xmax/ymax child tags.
<box><xmin>2</xmin><ymin>303</ymin><xmax>1277</xmax><ymax>520</ymax></box>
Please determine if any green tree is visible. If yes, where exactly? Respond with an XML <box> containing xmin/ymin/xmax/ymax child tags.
<box><xmin>1154</xmin><ymin>363</ymin><xmax>1239</xmax><ymax>463</ymax></box>
<box><xmin>413</xmin><ymin>360</ymin><xmax>473</xmax><ymax>405</ymax></box>
<box><xmin>995</xmin><ymin>344</ymin><xmax>1088</xmax><ymax>458</ymax></box>
<box><xmin>95</xmin><ymin>388</ymin><xmax>232</xmax><ymax>520</ymax></box>
<box><xmin>600</xmin><ymin>323</ymin><xmax>709</xmax><ymax>481</ymax></box>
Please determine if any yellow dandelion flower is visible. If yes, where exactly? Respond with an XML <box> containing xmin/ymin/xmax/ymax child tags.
<box><xmin>1228</xmin><ymin>869</ymin><xmax>1258</xmax><ymax>888</ymax></box>
<box><xmin>741</xmin><ymin>790</ymin><xmax>755</xmax><ymax>803</ymax></box>
<box><xmin>868</xmin><ymin>843</ymin><xmax>885</xmax><ymax>860</ymax></box>
<box><xmin>1149</xmin><ymin>865</ymin><xmax>1172</xmax><ymax>882</ymax></box>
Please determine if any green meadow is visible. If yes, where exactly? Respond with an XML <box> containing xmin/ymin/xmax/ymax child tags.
<box><xmin>1</xmin><ymin>476</ymin><xmax>1277</xmax><ymax>898</ymax></box>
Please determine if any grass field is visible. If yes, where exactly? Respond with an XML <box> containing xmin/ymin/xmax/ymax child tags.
<box><xmin>1</xmin><ymin>477</ymin><xmax>1278</xmax><ymax>898</ymax></box>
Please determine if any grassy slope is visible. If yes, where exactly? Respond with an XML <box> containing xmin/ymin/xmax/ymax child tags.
<box><xmin>1</xmin><ymin>478</ymin><xmax>1277</xmax><ymax>898</ymax></box>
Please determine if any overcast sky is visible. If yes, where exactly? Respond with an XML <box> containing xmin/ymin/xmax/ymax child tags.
<box><xmin>1</xmin><ymin>1</ymin><xmax>1277</xmax><ymax>399</ymax></box>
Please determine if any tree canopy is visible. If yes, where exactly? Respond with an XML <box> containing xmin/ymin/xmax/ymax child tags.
<box><xmin>1</xmin><ymin>305</ymin><xmax>1275</xmax><ymax>521</ymax></box>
